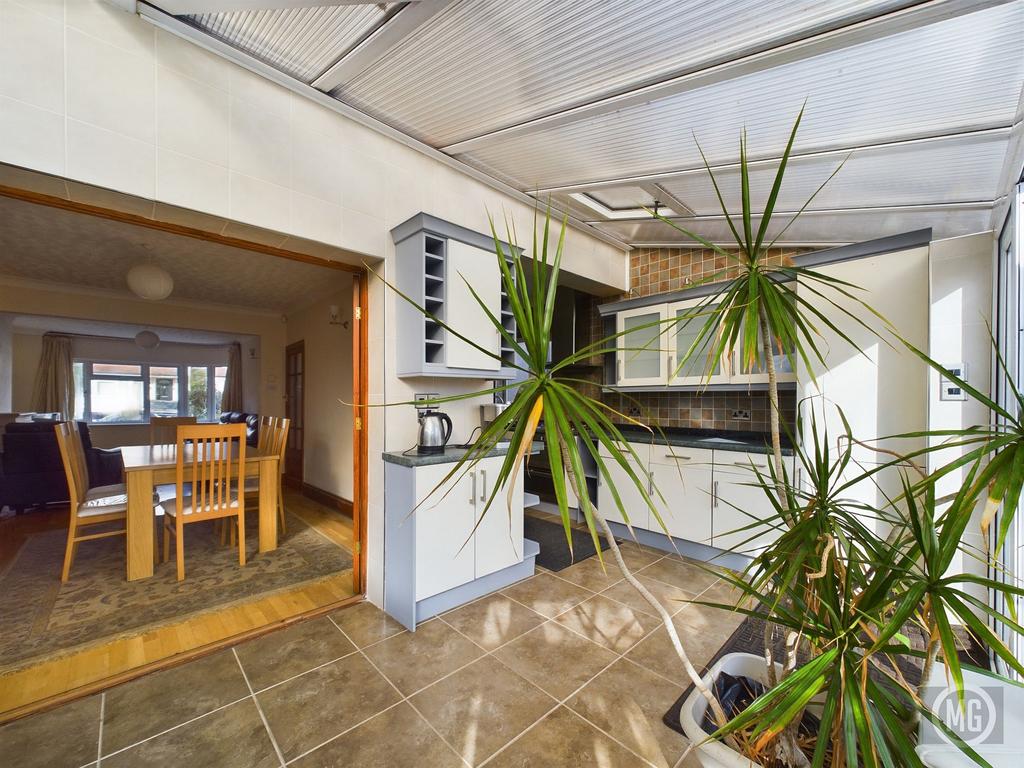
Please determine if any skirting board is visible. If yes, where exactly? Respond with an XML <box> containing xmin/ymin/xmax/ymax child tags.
<box><xmin>300</xmin><ymin>483</ymin><xmax>353</xmax><ymax>517</ymax></box>
<box><xmin>605</xmin><ymin>520</ymin><xmax>751</xmax><ymax>573</ymax></box>
<box><xmin>393</xmin><ymin>539</ymin><xmax>540</xmax><ymax>632</ymax></box>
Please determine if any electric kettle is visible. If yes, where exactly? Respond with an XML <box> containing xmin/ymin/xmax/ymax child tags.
<box><xmin>417</xmin><ymin>410</ymin><xmax>453</xmax><ymax>454</ymax></box>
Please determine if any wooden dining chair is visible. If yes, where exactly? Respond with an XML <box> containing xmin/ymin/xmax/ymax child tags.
<box><xmin>55</xmin><ymin>422</ymin><xmax>130</xmax><ymax>582</ymax></box>
<box><xmin>149</xmin><ymin>415</ymin><xmax>197</xmax><ymax>445</ymax></box>
<box><xmin>161</xmin><ymin>422</ymin><xmax>247</xmax><ymax>581</ymax></box>
<box><xmin>227</xmin><ymin>416</ymin><xmax>289</xmax><ymax>545</ymax></box>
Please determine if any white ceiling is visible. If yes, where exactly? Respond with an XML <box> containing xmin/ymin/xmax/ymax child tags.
<box><xmin>0</xmin><ymin>195</ymin><xmax>350</xmax><ymax>312</ymax></box>
<box><xmin>8</xmin><ymin>314</ymin><xmax>248</xmax><ymax>345</ymax></box>
<box><xmin>157</xmin><ymin>0</ymin><xmax>1024</xmax><ymax>246</ymax></box>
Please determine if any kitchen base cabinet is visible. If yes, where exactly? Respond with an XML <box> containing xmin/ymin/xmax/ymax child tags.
<box><xmin>713</xmin><ymin>453</ymin><xmax>781</xmax><ymax>555</ymax></box>
<box><xmin>384</xmin><ymin>452</ymin><xmax>532</xmax><ymax>631</ymax></box>
<box><xmin>597</xmin><ymin>442</ymin><xmax>651</xmax><ymax>529</ymax></box>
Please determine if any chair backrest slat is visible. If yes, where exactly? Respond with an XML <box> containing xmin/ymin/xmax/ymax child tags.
<box><xmin>175</xmin><ymin>423</ymin><xmax>246</xmax><ymax>516</ymax></box>
<box><xmin>54</xmin><ymin>421</ymin><xmax>85</xmax><ymax>508</ymax></box>
<box><xmin>151</xmin><ymin>416</ymin><xmax>197</xmax><ymax>446</ymax></box>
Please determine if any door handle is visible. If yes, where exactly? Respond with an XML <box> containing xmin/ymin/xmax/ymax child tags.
<box><xmin>479</xmin><ymin>469</ymin><xmax>487</xmax><ymax>502</ymax></box>
<box><xmin>469</xmin><ymin>471</ymin><xmax>477</xmax><ymax>505</ymax></box>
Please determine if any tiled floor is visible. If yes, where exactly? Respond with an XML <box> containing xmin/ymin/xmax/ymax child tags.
<box><xmin>0</xmin><ymin>544</ymin><xmax>745</xmax><ymax>768</ymax></box>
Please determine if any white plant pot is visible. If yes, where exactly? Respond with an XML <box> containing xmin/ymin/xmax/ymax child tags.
<box><xmin>679</xmin><ymin>652</ymin><xmax>771</xmax><ymax>768</ymax></box>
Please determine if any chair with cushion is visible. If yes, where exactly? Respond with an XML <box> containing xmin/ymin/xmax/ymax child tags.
<box><xmin>54</xmin><ymin>421</ymin><xmax>133</xmax><ymax>582</ymax></box>
<box><xmin>161</xmin><ymin>422</ymin><xmax>248</xmax><ymax>581</ymax></box>
<box><xmin>229</xmin><ymin>416</ymin><xmax>289</xmax><ymax>542</ymax></box>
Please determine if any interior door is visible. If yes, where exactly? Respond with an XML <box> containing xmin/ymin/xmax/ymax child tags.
<box><xmin>445</xmin><ymin>239</ymin><xmax>501</xmax><ymax>371</ymax></box>
<box><xmin>284</xmin><ymin>340</ymin><xmax>304</xmax><ymax>485</ymax></box>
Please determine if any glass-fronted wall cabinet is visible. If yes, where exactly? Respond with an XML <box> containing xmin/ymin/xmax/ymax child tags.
<box><xmin>615</xmin><ymin>305</ymin><xmax>668</xmax><ymax>386</ymax></box>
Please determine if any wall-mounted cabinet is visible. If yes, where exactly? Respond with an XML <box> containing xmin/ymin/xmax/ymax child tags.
<box><xmin>392</xmin><ymin>214</ymin><xmax>519</xmax><ymax>379</ymax></box>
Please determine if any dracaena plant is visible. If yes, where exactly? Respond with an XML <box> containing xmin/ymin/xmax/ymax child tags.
<box><xmin>377</xmin><ymin>208</ymin><xmax>733</xmax><ymax>727</ymax></box>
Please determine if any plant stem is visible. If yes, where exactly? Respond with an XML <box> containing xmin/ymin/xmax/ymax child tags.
<box><xmin>559</xmin><ymin>442</ymin><xmax>732</xmax><ymax>731</ymax></box>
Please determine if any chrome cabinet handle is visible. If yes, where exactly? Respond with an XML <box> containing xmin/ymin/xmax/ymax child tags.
<box><xmin>648</xmin><ymin>469</ymin><xmax>654</xmax><ymax>495</ymax></box>
<box><xmin>665</xmin><ymin>453</ymin><xmax>692</xmax><ymax>460</ymax></box>
<box><xmin>480</xmin><ymin>469</ymin><xmax>487</xmax><ymax>502</ymax></box>
<box><xmin>713</xmin><ymin>480</ymin><xmax>719</xmax><ymax>508</ymax></box>
<box><xmin>469</xmin><ymin>471</ymin><xmax>476</xmax><ymax>504</ymax></box>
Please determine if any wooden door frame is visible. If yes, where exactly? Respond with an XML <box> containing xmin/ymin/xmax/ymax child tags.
<box><xmin>284</xmin><ymin>340</ymin><xmax>306</xmax><ymax>487</ymax></box>
<box><xmin>351</xmin><ymin>272</ymin><xmax>369</xmax><ymax>595</ymax></box>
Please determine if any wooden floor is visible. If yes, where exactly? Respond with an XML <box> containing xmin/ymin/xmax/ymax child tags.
<box><xmin>0</xmin><ymin>489</ymin><xmax>358</xmax><ymax>721</ymax></box>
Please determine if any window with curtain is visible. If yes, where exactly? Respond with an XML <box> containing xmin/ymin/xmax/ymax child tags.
<box><xmin>74</xmin><ymin>361</ymin><xmax>228</xmax><ymax>423</ymax></box>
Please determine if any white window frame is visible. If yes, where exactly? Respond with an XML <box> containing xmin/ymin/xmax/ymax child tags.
<box><xmin>75</xmin><ymin>360</ymin><xmax>227</xmax><ymax>424</ymax></box>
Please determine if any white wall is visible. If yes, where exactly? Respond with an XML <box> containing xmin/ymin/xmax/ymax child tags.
<box><xmin>929</xmin><ymin>232</ymin><xmax>995</xmax><ymax>608</ymax></box>
<box><xmin>285</xmin><ymin>281</ymin><xmax>354</xmax><ymax>501</ymax></box>
<box><xmin>0</xmin><ymin>0</ymin><xmax>630</xmax><ymax>607</ymax></box>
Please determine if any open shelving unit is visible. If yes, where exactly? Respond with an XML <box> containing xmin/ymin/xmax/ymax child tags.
<box><xmin>423</xmin><ymin>234</ymin><xmax>446</xmax><ymax>365</ymax></box>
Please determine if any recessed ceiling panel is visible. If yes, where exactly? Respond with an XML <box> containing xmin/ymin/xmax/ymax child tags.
<box><xmin>657</xmin><ymin>131</ymin><xmax>1010</xmax><ymax>216</ymax></box>
<box><xmin>336</xmin><ymin>0</ymin><xmax>910</xmax><ymax>147</ymax></box>
<box><xmin>458</xmin><ymin>3</ymin><xmax>1024</xmax><ymax>191</ymax></box>
<box><xmin>182</xmin><ymin>4</ymin><xmax>393</xmax><ymax>83</ymax></box>
<box><xmin>591</xmin><ymin>205</ymin><xmax>993</xmax><ymax>246</ymax></box>
<box><xmin>588</xmin><ymin>186</ymin><xmax>655</xmax><ymax>210</ymax></box>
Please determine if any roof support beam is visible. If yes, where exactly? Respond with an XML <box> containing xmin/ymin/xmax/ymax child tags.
<box><xmin>529</xmin><ymin>126</ymin><xmax>1013</xmax><ymax>195</ymax></box>
<box><xmin>312</xmin><ymin>1</ymin><xmax>454</xmax><ymax>92</ymax></box>
<box><xmin>151</xmin><ymin>1</ymin><xmax>414</xmax><ymax>14</ymax></box>
<box><xmin>990</xmin><ymin>84</ymin><xmax>1024</xmax><ymax>229</ymax></box>
<box><xmin>441</xmin><ymin>0</ymin><xmax>1014</xmax><ymax>156</ymax></box>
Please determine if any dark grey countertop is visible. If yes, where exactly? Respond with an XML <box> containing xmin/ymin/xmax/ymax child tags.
<box><xmin>607</xmin><ymin>425</ymin><xmax>794</xmax><ymax>456</ymax></box>
<box><xmin>383</xmin><ymin>441</ymin><xmax>543</xmax><ymax>467</ymax></box>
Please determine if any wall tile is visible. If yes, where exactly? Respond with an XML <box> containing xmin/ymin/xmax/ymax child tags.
<box><xmin>0</xmin><ymin>96</ymin><xmax>64</xmax><ymax>175</ymax></box>
<box><xmin>67</xmin><ymin>28</ymin><xmax>155</xmax><ymax>144</ymax></box>
<box><xmin>290</xmin><ymin>191</ymin><xmax>342</xmax><ymax>247</ymax></box>
<box><xmin>66</xmin><ymin>0</ymin><xmax>154</xmax><ymax>57</ymax></box>
<box><xmin>229</xmin><ymin>171</ymin><xmax>290</xmax><ymax>234</ymax></box>
<box><xmin>155</xmin><ymin>28</ymin><xmax>231</xmax><ymax>94</ymax></box>
<box><xmin>157</xmin><ymin>66</ymin><xmax>229</xmax><ymax>166</ymax></box>
<box><xmin>290</xmin><ymin>122</ymin><xmax>342</xmax><ymax>204</ymax></box>
<box><xmin>157</xmin><ymin>148</ymin><xmax>229</xmax><ymax>218</ymax></box>
<box><xmin>340</xmin><ymin>149</ymin><xmax>387</xmax><ymax>218</ymax></box>
<box><xmin>67</xmin><ymin>118</ymin><xmax>155</xmax><ymax>199</ymax></box>
<box><xmin>230</xmin><ymin>97</ymin><xmax>290</xmax><ymax>187</ymax></box>
<box><xmin>0</xmin><ymin>1</ymin><xmax>64</xmax><ymax>114</ymax></box>
<box><xmin>229</xmin><ymin>66</ymin><xmax>290</xmax><ymax>119</ymax></box>
<box><xmin>341</xmin><ymin>206</ymin><xmax>386</xmax><ymax>257</ymax></box>
<box><xmin>10</xmin><ymin>0</ymin><xmax>62</xmax><ymax>21</ymax></box>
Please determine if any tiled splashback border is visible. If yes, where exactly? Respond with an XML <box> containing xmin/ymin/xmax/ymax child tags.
<box><xmin>584</xmin><ymin>246</ymin><xmax>811</xmax><ymax>433</ymax></box>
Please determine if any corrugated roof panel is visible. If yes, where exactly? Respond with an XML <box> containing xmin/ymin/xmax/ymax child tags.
<box><xmin>459</xmin><ymin>3</ymin><xmax>1024</xmax><ymax>191</ymax></box>
<box><xmin>183</xmin><ymin>5</ymin><xmax>393</xmax><ymax>83</ymax></box>
<box><xmin>657</xmin><ymin>131</ymin><xmax>1010</xmax><ymax>216</ymax></box>
<box><xmin>592</xmin><ymin>205</ymin><xmax>993</xmax><ymax>246</ymax></box>
<box><xmin>336</xmin><ymin>0</ymin><xmax>910</xmax><ymax>147</ymax></box>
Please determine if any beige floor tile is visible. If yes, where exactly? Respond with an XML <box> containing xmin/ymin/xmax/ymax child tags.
<box><xmin>500</xmin><ymin>573</ymin><xmax>593</xmax><ymax>619</ymax></box>
<box><xmin>555</xmin><ymin>557</ymin><xmax>624</xmax><ymax>592</ymax></box>
<box><xmin>329</xmin><ymin>601</ymin><xmax>406</xmax><ymax>648</ymax></box>
<box><xmin>599</xmin><ymin>574</ymin><xmax>696</xmax><ymax>618</ymax></box>
<box><xmin>102</xmin><ymin>649</ymin><xmax>250</xmax><ymax>754</ymax></box>
<box><xmin>637</xmin><ymin>557</ymin><xmax>724</xmax><ymax>594</ymax></box>
<box><xmin>290</xmin><ymin>702</ymin><xmax>464</xmax><ymax>768</ymax></box>
<box><xmin>0</xmin><ymin>694</ymin><xmax>100</xmax><ymax>768</ymax></box>
<box><xmin>567</xmin><ymin>658</ymin><xmax>687</xmax><ymax>768</ymax></box>
<box><xmin>554</xmin><ymin>595</ymin><xmax>660</xmax><ymax>653</ymax></box>
<box><xmin>442</xmin><ymin>593</ymin><xmax>545</xmax><ymax>651</ymax></box>
<box><xmin>102</xmin><ymin>699</ymin><xmax>279</xmax><ymax>768</ymax></box>
<box><xmin>363</xmin><ymin>618</ymin><xmax>484</xmax><ymax>695</ymax></box>
<box><xmin>493</xmin><ymin>621</ymin><xmax>617</xmax><ymax>700</ymax></box>
<box><xmin>411</xmin><ymin>656</ymin><xmax>556</xmax><ymax>766</ymax></box>
<box><xmin>675</xmin><ymin>601</ymin><xmax>746</xmax><ymax>639</ymax></box>
<box><xmin>616</xmin><ymin>543</ymin><xmax>665</xmax><ymax>572</ymax></box>
<box><xmin>625</xmin><ymin>614</ymin><xmax>730</xmax><ymax>684</ymax></box>
<box><xmin>234</xmin><ymin>616</ymin><xmax>356</xmax><ymax>691</ymax></box>
<box><xmin>257</xmin><ymin>652</ymin><xmax>401</xmax><ymax>761</ymax></box>
<box><xmin>485</xmin><ymin>706</ymin><xmax>649</xmax><ymax>767</ymax></box>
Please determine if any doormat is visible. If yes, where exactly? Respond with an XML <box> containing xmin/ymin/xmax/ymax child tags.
<box><xmin>524</xmin><ymin>514</ymin><xmax>612</xmax><ymax>571</ymax></box>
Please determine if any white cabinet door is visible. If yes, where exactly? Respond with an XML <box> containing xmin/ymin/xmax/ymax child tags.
<box><xmin>473</xmin><ymin>456</ymin><xmax>525</xmax><ymax>578</ymax></box>
<box><xmin>713</xmin><ymin>453</ymin><xmax>780</xmax><ymax>554</ymax></box>
<box><xmin>597</xmin><ymin>441</ymin><xmax>651</xmax><ymax>528</ymax></box>
<box><xmin>445</xmin><ymin>239</ymin><xmax>501</xmax><ymax>371</ymax></box>
<box><xmin>649</xmin><ymin>448</ymin><xmax>714</xmax><ymax>545</ymax></box>
<box><xmin>414</xmin><ymin>463</ymin><xmax>476</xmax><ymax>600</ymax></box>
<box><xmin>616</xmin><ymin>305</ymin><xmax>668</xmax><ymax>386</ymax></box>
<box><xmin>666</xmin><ymin>298</ymin><xmax>731</xmax><ymax>386</ymax></box>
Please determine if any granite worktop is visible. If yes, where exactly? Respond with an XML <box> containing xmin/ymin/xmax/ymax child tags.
<box><xmin>383</xmin><ymin>441</ymin><xmax>543</xmax><ymax>467</ymax></box>
<box><xmin>607</xmin><ymin>425</ymin><xmax>794</xmax><ymax>456</ymax></box>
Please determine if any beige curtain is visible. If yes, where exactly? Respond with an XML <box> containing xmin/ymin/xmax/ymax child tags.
<box><xmin>221</xmin><ymin>342</ymin><xmax>244</xmax><ymax>412</ymax></box>
<box><xmin>32</xmin><ymin>334</ymin><xmax>75</xmax><ymax>419</ymax></box>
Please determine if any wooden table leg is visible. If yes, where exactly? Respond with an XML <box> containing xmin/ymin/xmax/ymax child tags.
<box><xmin>258</xmin><ymin>457</ymin><xmax>278</xmax><ymax>553</ymax></box>
<box><xmin>126</xmin><ymin>469</ymin><xmax>155</xmax><ymax>580</ymax></box>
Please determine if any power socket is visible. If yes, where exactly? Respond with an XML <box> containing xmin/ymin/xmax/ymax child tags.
<box><xmin>730</xmin><ymin>409</ymin><xmax>751</xmax><ymax>421</ymax></box>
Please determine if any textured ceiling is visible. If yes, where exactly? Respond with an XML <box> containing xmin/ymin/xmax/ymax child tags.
<box><xmin>0</xmin><ymin>196</ymin><xmax>349</xmax><ymax>313</ymax></box>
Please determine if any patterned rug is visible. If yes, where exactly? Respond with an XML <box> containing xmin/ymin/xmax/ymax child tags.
<box><xmin>0</xmin><ymin>511</ymin><xmax>353</xmax><ymax>673</ymax></box>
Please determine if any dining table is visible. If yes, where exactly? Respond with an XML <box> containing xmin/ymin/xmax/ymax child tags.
<box><xmin>120</xmin><ymin>442</ymin><xmax>281</xmax><ymax>581</ymax></box>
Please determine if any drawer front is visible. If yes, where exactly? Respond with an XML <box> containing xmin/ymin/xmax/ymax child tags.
<box><xmin>649</xmin><ymin>445</ymin><xmax>714</xmax><ymax>467</ymax></box>
<box><xmin>597</xmin><ymin>439</ymin><xmax>651</xmax><ymax>466</ymax></box>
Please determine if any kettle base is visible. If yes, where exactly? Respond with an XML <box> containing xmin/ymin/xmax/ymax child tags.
<box><xmin>416</xmin><ymin>444</ymin><xmax>445</xmax><ymax>455</ymax></box>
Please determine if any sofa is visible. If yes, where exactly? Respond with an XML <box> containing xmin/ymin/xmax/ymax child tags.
<box><xmin>219</xmin><ymin>411</ymin><xmax>259</xmax><ymax>447</ymax></box>
<box><xmin>0</xmin><ymin>419</ymin><xmax>124</xmax><ymax>513</ymax></box>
